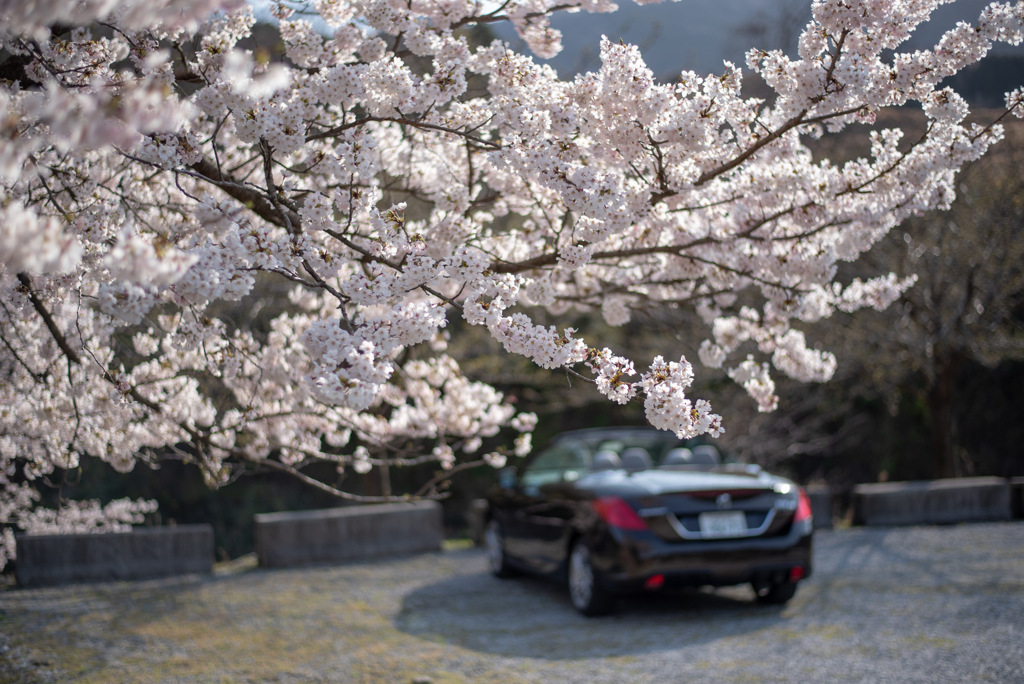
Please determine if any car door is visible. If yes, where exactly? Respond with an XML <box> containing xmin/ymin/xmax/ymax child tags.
<box><xmin>512</xmin><ymin>442</ymin><xmax>589</xmax><ymax>573</ymax></box>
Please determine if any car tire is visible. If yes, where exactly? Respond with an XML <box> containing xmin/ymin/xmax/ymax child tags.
<box><xmin>755</xmin><ymin>580</ymin><xmax>799</xmax><ymax>605</ymax></box>
<box><xmin>568</xmin><ymin>540</ymin><xmax>613</xmax><ymax>617</ymax></box>
<box><xmin>485</xmin><ymin>519</ymin><xmax>518</xmax><ymax>578</ymax></box>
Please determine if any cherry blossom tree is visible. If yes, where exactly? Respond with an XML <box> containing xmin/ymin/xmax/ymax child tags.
<box><xmin>2</xmin><ymin>0</ymin><xmax>1023</xmax><ymax>569</ymax></box>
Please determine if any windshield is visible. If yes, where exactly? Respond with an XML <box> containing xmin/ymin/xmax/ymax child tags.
<box><xmin>520</xmin><ymin>442</ymin><xmax>589</xmax><ymax>486</ymax></box>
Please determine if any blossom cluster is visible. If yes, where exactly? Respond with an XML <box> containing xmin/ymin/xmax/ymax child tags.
<box><xmin>1</xmin><ymin>0</ymin><xmax>1021</xmax><ymax>565</ymax></box>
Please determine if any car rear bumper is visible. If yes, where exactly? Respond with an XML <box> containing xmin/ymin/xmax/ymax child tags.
<box><xmin>592</xmin><ymin>519</ymin><xmax>813</xmax><ymax>591</ymax></box>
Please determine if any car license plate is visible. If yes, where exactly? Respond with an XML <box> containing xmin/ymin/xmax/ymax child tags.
<box><xmin>698</xmin><ymin>511</ymin><xmax>747</xmax><ymax>538</ymax></box>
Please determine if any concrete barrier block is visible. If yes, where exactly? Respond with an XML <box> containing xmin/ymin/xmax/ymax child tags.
<box><xmin>254</xmin><ymin>500</ymin><xmax>443</xmax><ymax>568</ymax></box>
<box><xmin>1011</xmin><ymin>477</ymin><xmax>1024</xmax><ymax>520</ymax></box>
<box><xmin>15</xmin><ymin>525</ymin><xmax>213</xmax><ymax>588</ymax></box>
<box><xmin>805</xmin><ymin>485</ymin><xmax>833</xmax><ymax>530</ymax></box>
<box><xmin>467</xmin><ymin>499</ymin><xmax>489</xmax><ymax>546</ymax></box>
<box><xmin>853</xmin><ymin>477</ymin><xmax>1011</xmax><ymax>527</ymax></box>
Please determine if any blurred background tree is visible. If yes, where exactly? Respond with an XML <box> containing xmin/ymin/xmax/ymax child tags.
<box><xmin>853</xmin><ymin>128</ymin><xmax>1024</xmax><ymax>478</ymax></box>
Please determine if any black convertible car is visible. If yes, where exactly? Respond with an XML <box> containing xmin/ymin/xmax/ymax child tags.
<box><xmin>485</xmin><ymin>427</ymin><xmax>813</xmax><ymax>615</ymax></box>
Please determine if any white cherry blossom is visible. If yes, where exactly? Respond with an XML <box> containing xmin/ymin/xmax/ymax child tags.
<box><xmin>1</xmin><ymin>0</ymin><xmax>1022</xmax><ymax>568</ymax></box>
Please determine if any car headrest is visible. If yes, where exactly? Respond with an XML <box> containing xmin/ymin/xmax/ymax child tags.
<box><xmin>690</xmin><ymin>445</ymin><xmax>721</xmax><ymax>466</ymax></box>
<box><xmin>621</xmin><ymin>447</ymin><xmax>652</xmax><ymax>473</ymax></box>
<box><xmin>592</xmin><ymin>450</ymin><xmax>622</xmax><ymax>471</ymax></box>
<box><xmin>662</xmin><ymin>448</ymin><xmax>693</xmax><ymax>466</ymax></box>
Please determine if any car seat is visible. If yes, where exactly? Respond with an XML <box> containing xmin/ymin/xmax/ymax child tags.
<box><xmin>690</xmin><ymin>445</ymin><xmax>721</xmax><ymax>466</ymax></box>
<box><xmin>661</xmin><ymin>448</ymin><xmax>693</xmax><ymax>466</ymax></box>
<box><xmin>592</xmin><ymin>450</ymin><xmax>622</xmax><ymax>471</ymax></box>
<box><xmin>621</xmin><ymin>447</ymin><xmax>653</xmax><ymax>473</ymax></box>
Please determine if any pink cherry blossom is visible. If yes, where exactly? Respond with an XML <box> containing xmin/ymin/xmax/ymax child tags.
<box><xmin>1</xmin><ymin>0</ymin><xmax>1022</xmax><ymax>568</ymax></box>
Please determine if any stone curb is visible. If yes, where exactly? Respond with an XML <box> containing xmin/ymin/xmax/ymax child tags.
<box><xmin>254</xmin><ymin>500</ymin><xmax>443</xmax><ymax>568</ymax></box>
<box><xmin>852</xmin><ymin>477</ymin><xmax>1013</xmax><ymax>526</ymax></box>
<box><xmin>15</xmin><ymin>524</ymin><xmax>213</xmax><ymax>588</ymax></box>
<box><xmin>1011</xmin><ymin>477</ymin><xmax>1024</xmax><ymax>519</ymax></box>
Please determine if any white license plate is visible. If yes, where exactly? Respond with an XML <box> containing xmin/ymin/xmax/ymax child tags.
<box><xmin>698</xmin><ymin>511</ymin><xmax>747</xmax><ymax>538</ymax></box>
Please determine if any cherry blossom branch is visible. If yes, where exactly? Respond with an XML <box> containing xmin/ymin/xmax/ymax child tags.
<box><xmin>254</xmin><ymin>457</ymin><xmax>444</xmax><ymax>502</ymax></box>
<box><xmin>414</xmin><ymin>458</ymin><xmax>490</xmax><ymax>497</ymax></box>
<box><xmin>16</xmin><ymin>273</ymin><xmax>82</xmax><ymax>365</ymax></box>
<box><xmin>307</xmin><ymin>116</ymin><xmax>501</xmax><ymax>150</ymax></box>
<box><xmin>450</xmin><ymin>1</ymin><xmax>578</xmax><ymax>29</ymax></box>
<box><xmin>16</xmin><ymin>274</ymin><xmax>422</xmax><ymax>502</ymax></box>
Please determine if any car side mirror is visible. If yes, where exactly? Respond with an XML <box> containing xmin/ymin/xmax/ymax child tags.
<box><xmin>498</xmin><ymin>466</ymin><xmax>518</xmax><ymax>489</ymax></box>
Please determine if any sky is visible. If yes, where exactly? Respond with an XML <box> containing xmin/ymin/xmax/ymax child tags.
<box><xmin>249</xmin><ymin>0</ymin><xmax>1024</xmax><ymax>81</ymax></box>
<box><xmin>488</xmin><ymin>0</ymin><xmax>1024</xmax><ymax>80</ymax></box>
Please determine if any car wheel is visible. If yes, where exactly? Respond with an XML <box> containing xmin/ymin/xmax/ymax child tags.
<box><xmin>568</xmin><ymin>540</ymin><xmax>613</xmax><ymax>616</ymax></box>
<box><xmin>755</xmin><ymin>580</ymin><xmax>799</xmax><ymax>605</ymax></box>
<box><xmin>485</xmin><ymin>519</ymin><xmax>518</xmax><ymax>578</ymax></box>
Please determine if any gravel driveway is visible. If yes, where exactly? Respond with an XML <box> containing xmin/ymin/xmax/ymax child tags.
<box><xmin>2</xmin><ymin>522</ymin><xmax>1023</xmax><ymax>683</ymax></box>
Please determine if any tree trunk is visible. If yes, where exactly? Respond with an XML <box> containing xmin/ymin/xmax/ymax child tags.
<box><xmin>928</xmin><ymin>349</ymin><xmax>964</xmax><ymax>479</ymax></box>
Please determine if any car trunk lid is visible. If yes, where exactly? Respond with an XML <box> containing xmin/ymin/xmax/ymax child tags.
<box><xmin>622</xmin><ymin>471</ymin><xmax>796</xmax><ymax>541</ymax></box>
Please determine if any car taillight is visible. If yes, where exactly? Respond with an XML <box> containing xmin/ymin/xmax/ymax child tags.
<box><xmin>591</xmin><ymin>496</ymin><xmax>648</xmax><ymax>531</ymax></box>
<box><xmin>644</xmin><ymin>574</ymin><xmax>665</xmax><ymax>590</ymax></box>
<box><xmin>793</xmin><ymin>487</ymin><xmax>813</xmax><ymax>523</ymax></box>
